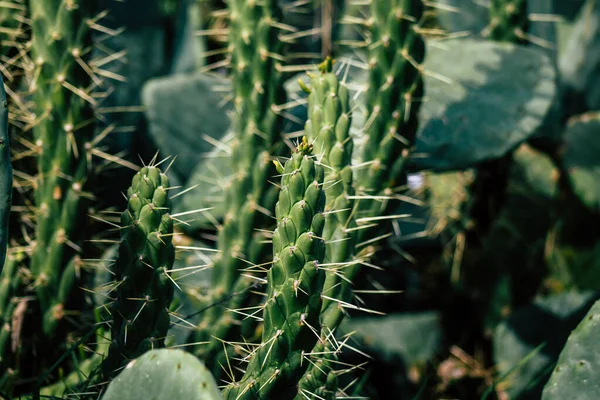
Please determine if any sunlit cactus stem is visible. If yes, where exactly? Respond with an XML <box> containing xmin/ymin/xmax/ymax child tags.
<box><xmin>222</xmin><ymin>138</ymin><xmax>327</xmax><ymax>400</ymax></box>
<box><xmin>294</xmin><ymin>58</ymin><xmax>356</xmax><ymax>399</ymax></box>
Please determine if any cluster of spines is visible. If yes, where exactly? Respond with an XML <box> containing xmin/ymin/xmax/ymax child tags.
<box><xmin>488</xmin><ymin>0</ymin><xmax>528</xmax><ymax>43</ymax></box>
<box><xmin>356</xmin><ymin>0</ymin><xmax>425</xmax><ymax>235</ymax></box>
<box><xmin>102</xmin><ymin>165</ymin><xmax>175</xmax><ymax>378</ymax></box>
<box><xmin>27</xmin><ymin>0</ymin><xmax>99</xmax><ymax>335</ymax></box>
<box><xmin>191</xmin><ymin>0</ymin><xmax>289</xmax><ymax>376</ymax></box>
<box><xmin>222</xmin><ymin>138</ymin><xmax>327</xmax><ymax>400</ymax></box>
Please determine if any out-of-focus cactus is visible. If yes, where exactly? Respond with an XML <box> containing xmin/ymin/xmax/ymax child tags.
<box><xmin>102</xmin><ymin>165</ymin><xmax>175</xmax><ymax>378</ymax></box>
<box><xmin>222</xmin><ymin>138</ymin><xmax>326</xmax><ymax>400</ymax></box>
<box><xmin>542</xmin><ymin>299</ymin><xmax>600</xmax><ymax>400</ymax></box>
<box><xmin>191</xmin><ymin>0</ymin><xmax>288</xmax><ymax>376</ymax></box>
<box><xmin>355</xmin><ymin>0</ymin><xmax>425</xmax><ymax>234</ymax></box>
<box><xmin>488</xmin><ymin>0</ymin><xmax>528</xmax><ymax>43</ymax></box>
<box><xmin>0</xmin><ymin>76</ymin><xmax>12</xmax><ymax>274</ymax></box>
<box><xmin>102</xmin><ymin>349</ymin><xmax>223</xmax><ymax>400</ymax></box>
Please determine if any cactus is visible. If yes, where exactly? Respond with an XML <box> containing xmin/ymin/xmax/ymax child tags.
<box><xmin>191</xmin><ymin>0</ymin><xmax>289</xmax><ymax>375</ymax></box>
<box><xmin>290</xmin><ymin>59</ymin><xmax>355</xmax><ymax>399</ymax></box>
<box><xmin>222</xmin><ymin>138</ymin><xmax>326</xmax><ymax>400</ymax></box>
<box><xmin>102</xmin><ymin>349</ymin><xmax>223</xmax><ymax>400</ymax></box>
<box><xmin>102</xmin><ymin>165</ymin><xmax>175</xmax><ymax>378</ymax></box>
<box><xmin>541</xmin><ymin>299</ymin><xmax>600</xmax><ymax>400</ymax></box>
<box><xmin>28</xmin><ymin>0</ymin><xmax>99</xmax><ymax>334</ymax></box>
<box><xmin>355</xmin><ymin>0</ymin><xmax>425</xmax><ymax>234</ymax></box>
<box><xmin>488</xmin><ymin>0</ymin><xmax>528</xmax><ymax>43</ymax></box>
<box><xmin>0</xmin><ymin>76</ymin><xmax>12</xmax><ymax>274</ymax></box>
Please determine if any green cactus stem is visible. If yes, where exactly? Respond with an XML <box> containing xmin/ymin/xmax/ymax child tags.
<box><xmin>222</xmin><ymin>138</ymin><xmax>327</xmax><ymax>400</ymax></box>
<box><xmin>102</xmin><ymin>165</ymin><xmax>175</xmax><ymax>379</ymax></box>
<box><xmin>294</xmin><ymin>58</ymin><xmax>356</xmax><ymax>399</ymax></box>
<box><xmin>0</xmin><ymin>75</ymin><xmax>12</xmax><ymax>274</ymax></box>
<box><xmin>356</xmin><ymin>0</ymin><xmax>425</xmax><ymax>239</ymax></box>
<box><xmin>191</xmin><ymin>0</ymin><xmax>288</xmax><ymax>375</ymax></box>
<box><xmin>28</xmin><ymin>0</ymin><xmax>98</xmax><ymax>333</ymax></box>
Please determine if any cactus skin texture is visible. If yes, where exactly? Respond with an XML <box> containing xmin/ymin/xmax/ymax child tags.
<box><xmin>28</xmin><ymin>0</ymin><xmax>97</xmax><ymax>334</ymax></box>
<box><xmin>102</xmin><ymin>349</ymin><xmax>223</xmax><ymax>400</ymax></box>
<box><xmin>0</xmin><ymin>76</ymin><xmax>12</xmax><ymax>274</ymax></box>
<box><xmin>489</xmin><ymin>0</ymin><xmax>528</xmax><ymax>43</ymax></box>
<box><xmin>102</xmin><ymin>166</ymin><xmax>175</xmax><ymax>379</ymax></box>
<box><xmin>356</xmin><ymin>0</ymin><xmax>425</xmax><ymax>229</ymax></box>
<box><xmin>541</xmin><ymin>300</ymin><xmax>600</xmax><ymax>400</ymax></box>
<box><xmin>222</xmin><ymin>138</ymin><xmax>327</xmax><ymax>400</ymax></box>
<box><xmin>192</xmin><ymin>0</ymin><xmax>288</xmax><ymax>376</ymax></box>
<box><xmin>293</xmin><ymin>59</ymin><xmax>355</xmax><ymax>399</ymax></box>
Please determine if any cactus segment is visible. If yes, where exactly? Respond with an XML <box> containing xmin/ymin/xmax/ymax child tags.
<box><xmin>27</xmin><ymin>0</ymin><xmax>98</xmax><ymax>328</ymax></box>
<box><xmin>102</xmin><ymin>166</ymin><xmax>175</xmax><ymax>378</ymax></box>
<box><xmin>222</xmin><ymin>139</ymin><xmax>327</xmax><ymax>400</ymax></box>
<box><xmin>0</xmin><ymin>76</ymin><xmax>11</xmax><ymax>274</ymax></box>
<box><xmin>542</xmin><ymin>299</ymin><xmax>600</xmax><ymax>400</ymax></box>
<box><xmin>356</xmin><ymin>0</ymin><xmax>425</xmax><ymax>228</ymax></box>
<box><xmin>102</xmin><ymin>349</ymin><xmax>223</xmax><ymax>400</ymax></box>
<box><xmin>192</xmin><ymin>0</ymin><xmax>288</xmax><ymax>375</ymax></box>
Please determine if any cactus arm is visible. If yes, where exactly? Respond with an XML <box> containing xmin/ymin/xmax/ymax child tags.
<box><xmin>0</xmin><ymin>76</ymin><xmax>12</xmax><ymax>274</ymax></box>
<box><xmin>192</xmin><ymin>0</ymin><xmax>289</xmax><ymax>376</ymax></box>
<box><xmin>102</xmin><ymin>165</ymin><xmax>176</xmax><ymax>378</ymax></box>
<box><xmin>293</xmin><ymin>58</ymin><xmax>356</xmax><ymax>400</ymax></box>
<box><xmin>27</xmin><ymin>0</ymin><xmax>98</xmax><ymax>332</ymax></box>
<box><xmin>222</xmin><ymin>139</ymin><xmax>327</xmax><ymax>400</ymax></box>
<box><xmin>355</xmin><ymin>0</ymin><xmax>426</xmax><ymax>236</ymax></box>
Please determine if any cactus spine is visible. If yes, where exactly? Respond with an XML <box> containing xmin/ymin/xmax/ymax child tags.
<box><xmin>28</xmin><ymin>0</ymin><xmax>98</xmax><ymax>334</ymax></box>
<box><xmin>0</xmin><ymin>76</ymin><xmax>12</xmax><ymax>274</ymax></box>
<box><xmin>222</xmin><ymin>138</ymin><xmax>326</xmax><ymax>400</ymax></box>
<box><xmin>192</xmin><ymin>0</ymin><xmax>288</xmax><ymax>374</ymax></box>
<box><xmin>356</xmin><ymin>0</ymin><xmax>425</xmax><ymax>233</ymax></box>
<box><xmin>102</xmin><ymin>165</ymin><xmax>175</xmax><ymax>378</ymax></box>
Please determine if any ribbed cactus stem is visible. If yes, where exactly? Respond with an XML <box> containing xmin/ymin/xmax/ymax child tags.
<box><xmin>0</xmin><ymin>75</ymin><xmax>12</xmax><ymax>274</ymax></box>
<box><xmin>102</xmin><ymin>166</ymin><xmax>175</xmax><ymax>379</ymax></box>
<box><xmin>213</xmin><ymin>0</ymin><xmax>286</xmax><ymax>294</ymax></box>
<box><xmin>222</xmin><ymin>138</ymin><xmax>327</xmax><ymax>400</ymax></box>
<box><xmin>294</xmin><ymin>58</ymin><xmax>356</xmax><ymax>399</ymax></box>
<box><xmin>489</xmin><ymin>0</ymin><xmax>528</xmax><ymax>43</ymax></box>
<box><xmin>28</xmin><ymin>0</ymin><xmax>97</xmax><ymax>331</ymax></box>
<box><xmin>356</xmin><ymin>0</ymin><xmax>425</xmax><ymax>236</ymax></box>
<box><xmin>192</xmin><ymin>0</ymin><xmax>288</xmax><ymax>374</ymax></box>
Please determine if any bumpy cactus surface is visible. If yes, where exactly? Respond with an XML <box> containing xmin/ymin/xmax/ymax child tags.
<box><xmin>222</xmin><ymin>138</ymin><xmax>326</xmax><ymax>400</ymax></box>
<box><xmin>192</xmin><ymin>0</ymin><xmax>288</xmax><ymax>374</ymax></box>
<box><xmin>28</xmin><ymin>0</ymin><xmax>98</xmax><ymax>334</ymax></box>
<box><xmin>356</xmin><ymin>0</ymin><xmax>425</xmax><ymax>232</ymax></box>
<box><xmin>103</xmin><ymin>165</ymin><xmax>175</xmax><ymax>378</ymax></box>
